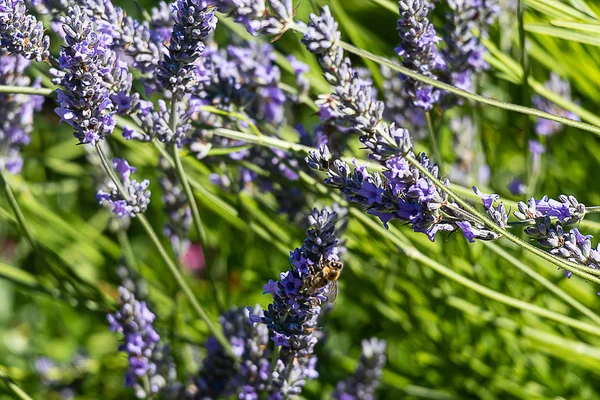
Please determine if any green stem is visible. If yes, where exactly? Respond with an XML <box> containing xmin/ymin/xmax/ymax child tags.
<box><xmin>95</xmin><ymin>145</ymin><xmax>236</xmax><ymax>359</ymax></box>
<box><xmin>404</xmin><ymin>153</ymin><xmax>600</xmax><ymax>282</ymax></box>
<box><xmin>483</xmin><ymin>241</ymin><xmax>600</xmax><ymax>325</ymax></box>
<box><xmin>170</xmin><ymin>100</ymin><xmax>208</xmax><ymax>245</ymax></box>
<box><xmin>171</xmin><ymin>144</ymin><xmax>208</xmax><ymax>245</ymax></box>
<box><xmin>517</xmin><ymin>0</ymin><xmax>533</xmax><ymax>189</ymax></box>
<box><xmin>294</xmin><ymin>171</ymin><xmax>600</xmax><ymax>331</ymax></box>
<box><xmin>317</xmin><ymin>33</ymin><xmax>600</xmax><ymax>136</ymax></box>
<box><xmin>425</xmin><ymin>111</ymin><xmax>443</xmax><ymax>174</ymax></box>
<box><xmin>0</xmin><ymin>368</ymin><xmax>33</xmax><ymax>400</ymax></box>
<box><xmin>311</xmin><ymin>18</ymin><xmax>600</xmax><ymax>137</ymax></box>
<box><xmin>0</xmin><ymin>171</ymin><xmax>37</xmax><ymax>249</ymax></box>
<box><xmin>117</xmin><ymin>230</ymin><xmax>138</xmax><ymax>271</ymax></box>
<box><xmin>351</xmin><ymin>209</ymin><xmax>600</xmax><ymax>337</ymax></box>
<box><xmin>0</xmin><ymin>85</ymin><xmax>54</xmax><ymax>96</ymax></box>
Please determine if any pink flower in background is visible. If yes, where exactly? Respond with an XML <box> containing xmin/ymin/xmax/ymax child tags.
<box><xmin>180</xmin><ymin>244</ymin><xmax>205</xmax><ymax>273</ymax></box>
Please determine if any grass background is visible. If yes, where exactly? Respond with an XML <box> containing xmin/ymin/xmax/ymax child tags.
<box><xmin>2</xmin><ymin>0</ymin><xmax>600</xmax><ymax>398</ymax></box>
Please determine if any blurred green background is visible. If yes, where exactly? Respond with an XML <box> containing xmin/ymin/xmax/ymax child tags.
<box><xmin>3</xmin><ymin>0</ymin><xmax>600</xmax><ymax>398</ymax></box>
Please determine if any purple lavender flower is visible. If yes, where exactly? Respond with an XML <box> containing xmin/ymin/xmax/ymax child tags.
<box><xmin>528</xmin><ymin>139</ymin><xmax>544</xmax><ymax>172</ymax></box>
<box><xmin>287</xmin><ymin>55</ymin><xmax>310</xmax><ymax>100</ymax></box>
<box><xmin>214</xmin><ymin>0</ymin><xmax>295</xmax><ymax>37</ymax></box>
<box><xmin>52</xmin><ymin>6</ymin><xmax>117</xmax><ymax>144</ymax></box>
<box><xmin>395</xmin><ymin>0</ymin><xmax>446</xmax><ymax>110</ymax></box>
<box><xmin>108</xmin><ymin>287</ymin><xmax>165</xmax><ymax>398</ymax></box>
<box><xmin>157</xmin><ymin>0</ymin><xmax>217</xmax><ymax>95</ymax></box>
<box><xmin>194</xmin><ymin>41</ymin><xmax>288</xmax><ymax>128</ymax></box>
<box><xmin>303</xmin><ymin>6</ymin><xmax>500</xmax><ymax>243</ymax></box>
<box><xmin>0</xmin><ymin>53</ymin><xmax>43</xmax><ymax>174</ymax></box>
<box><xmin>0</xmin><ymin>0</ymin><xmax>50</xmax><ymax>61</ymax></box>
<box><xmin>332</xmin><ymin>338</ymin><xmax>387</xmax><ymax>400</ymax></box>
<box><xmin>159</xmin><ymin>156</ymin><xmax>191</xmax><ymax>258</ymax></box>
<box><xmin>248</xmin><ymin>208</ymin><xmax>342</xmax><ymax>397</ymax></box>
<box><xmin>532</xmin><ymin>73</ymin><xmax>580</xmax><ymax>136</ymax></box>
<box><xmin>130</xmin><ymin>99</ymin><xmax>202</xmax><ymax>147</ymax></box>
<box><xmin>96</xmin><ymin>158</ymin><xmax>151</xmax><ymax>219</ymax></box>
<box><xmin>196</xmin><ymin>306</ymin><xmax>271</xmax><ymax>398</ymax></box>
<box><xmin>443</xmin><ymin>0</ymin><xmax>499</xmax><ymax>91</ymax></box>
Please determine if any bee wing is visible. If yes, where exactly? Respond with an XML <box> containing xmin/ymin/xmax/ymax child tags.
<box><xmin>325</xmin><ymin>280</ymin><xmax>338</xmax><ymax>303</ymax></box>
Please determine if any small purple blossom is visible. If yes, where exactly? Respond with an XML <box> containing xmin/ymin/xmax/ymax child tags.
<box><xmin>96</xmin><ymin>158</ymin><xmax>151</xmax><ymax>219</ymax></box>
<box><xmin>0</xmin><ymin>53</ymin><xmax>43</xmax><ymax>174</ymax></box>
<box><xmin>395</xmin><ymin>0</ymin><xmax>445</xmax><ymax>110</ymax></box>
<box><xmin>532</xmin><ymin>73</ymin><xmax>580</xmax><ymax>136</ymax></box>
<box><xmin>333</xmin><ymin>338</ymin><xmax>386</xmax><ymax>400</ymax></box>
<box><xmin>0</xmin><ymin>0</ymin><xmax>50</xmax><ymax>61</ymax></box>
<box><xmin>108</xmin><ymin>286</ymin><xmax>166</xmax><ymax>398</ymax></box>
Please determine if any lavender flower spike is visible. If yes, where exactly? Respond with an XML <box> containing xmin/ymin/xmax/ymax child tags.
<box><xmin>396</xmin><ymin>0</ymin><xmax>446</xmax><ymax>110</ymax></box>
<box><xmin>248</xmin><ymin>208</ymin><xmax>342</xmax><ymax>397</ymax></box>
<box><xmin>532</xmin><ymin>73</ymin><xmax>580</xmax><ymax>136</ymax></box>
<box><xmin>195</xmin><ymin>306</ymin><xmax>271</xmax><ymax>398</ymax></box>
<box><xmin>0</xmin><ymin>53</ymin><xmax>44</xmax><ymax>174</ymax></box>
<box><xmin>333</xmin><ymin>338</ymin><xmax>387</xmax><ymax>400</ymax></box>
<box><xmin>97</xmin><ymin>158</ymin><xmax>151</xmax><ymax>219</ymax></box>
<box><xmin>303</xmin><ymin>6</ymin><xmax>500</xmax><ymax>243</ymax></box>
<box><xmin>443</xmin><ymin>0</ymin><xmax>499</xmax><ymax>91</ymax></box>
<box><xmin>108</xmin><ymin>287</ymin><xmax>166</xmax><ymax>398</ymax></box>
<box><xmin>53</xmin><ymin>6</ymin><xmax>116</xmax><ymax>144</ymax></box>
<box><xmin>157</xmin><ymin>0</ymin><xmax>217</xmax><ymax>95</ymax></box>
<box><xmin>0</xmin><ymin>0</ymin><xmax>50</xmax><ymax>61</ymax></box>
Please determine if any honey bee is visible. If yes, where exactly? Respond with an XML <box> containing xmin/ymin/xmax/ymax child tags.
<box><xmin>305</xmin><ymin>257</ymin><xmax>343</xmax><ymax>303</ymax></box>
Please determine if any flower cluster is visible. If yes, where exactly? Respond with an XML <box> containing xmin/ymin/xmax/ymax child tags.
<box><xmin>194</xmin><ymin>306</ymin><xmax>271</xmax><ymax>398</ymax></box>
<box><xmin>333</xmin><ymin>338</ymin><xmax>387</xmax><ymax>400</ymax></box>
<box><xmin>194</xmin><ymin>41</ymin><xmax>288</xmax><ymax>127</ymax></box>
<box><xmin>108</xmin><ymin>286</ymin><xmax>166</xmax><ymax>398</ymax></box>
<box><xmin>159</xmin><ymin>156</ymin><xmax>191</xmax><ymax>258</ymax></box>
<box><xmin>512</xmin><ymin>195</ymin><xmax>599</xmax><ymax>277</ymax></box>
<box><xmin>0</xmin><ymin>53</ymin><xmax>43</xmax><ymax>174</ymax></box>
<box><xmin>303</xmin><ymin>6</ymin><xmax>500</xmax><ymax>243</ymax></box>
<box><xmin>157</xmin><ymin>0</ymin><xmax>217</xmax><ymax>96</ymax></box>
<box><xmin>532</xmin><ymin>73</ymin><xmax>580</xmax><ymax>136</ymax></box>
<box><xmin>128</xmin><ymin>99</ymin><xmax>202</xmax><ymax>146</ymax></box>
<box><xmin>214</xmin><ymin>0</ymin><xmax>295</xmax><ymax>37</ymax></box>
<box><xmin>395</xmin><ymin>0</ymin><xmax>446</xmax><ymax>110</ymax></box>
<box><xmin>246</xmin><ymin>208</ymin><xmax>341</xmax><ymax>396</ymax></box>
<box><xmin>96</xmin><ymin>158</ymin><xmax>151</xmax><ymax>219</ymax></box>
<box><xmin>443</xmin><ymin>0</ymin><xmax>500</xmax><ymax>91</ymax></box>
<box><xmin>0</xmin><ymin>0</ymin><xmax>50</xmax><ymax>61</ymax></box>
<box><xmin>53</xmin><ymin>6</ymin><xmax>117</xmax><ymax>144</ymax></box>
<box><xmin>302</xmin><ymin>6</ymin><xmax>382</xmax><ymax>139</ymax></box>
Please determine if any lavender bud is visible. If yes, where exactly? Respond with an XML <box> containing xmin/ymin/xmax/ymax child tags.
<box><xmin>96</xmin><ymin>158</ymin><xmax>151</xmax><ymax>219</ymax></box>
<box><xmin>108</xmin><ymin>286</ymin><xmax>167</xmax><ymax>398</ymax></box>
<box><xmin>158</xmin><ymin>0</ymin><xmax>217</xmax><ymax>95</ymax></box>
<box><xmin>0</xmin><ymin>53</ymin><xmax>43</xmax><ymax>174</ymax></box>
<box><xmin>333</xmin><ymin>338</ymin><xmax>387</xmax><ymax>400</ymax></box>
<box><xmin>0</xmin><ymin>0</ymin><xmax>50</xmax><ymax>61</ymax></box>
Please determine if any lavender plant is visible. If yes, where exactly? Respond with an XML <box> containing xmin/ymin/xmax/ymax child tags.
<box><xmin>442</xmin><ymin>0</ymin><xmax>499</xmax><ymax>92</ymax></box>
<box><xmin>52</xmin><ymin>6</ymin><xmax>117</xmax><ymax>145</ymax></box>
<box><xmin>157</xmin><ymin>0</ymin><xmax>217</xmax><ymax>96</ymax></box>
<box><xmin>395</xmin><ymin>0</ymin><xmax>445</xmax><ymax>110</ymax></box>
<box><xmin>96</xmin><ymin>158</ymin><xmax>151</xmax><ymax>219</ymax></box>
<box><xmin>0</xmin><ymin>53</ymin><xmax>43</xmax><ymax>174</ymax></box>
<box><xmin>332</xmin><ymin>338</ymin><xmax>387</xmax><ymax>400</ymax></box>
<box><xmin>0</xmin><ymin>0</ymin><xmax>50</xmax><ymax>61</ymax></box>
<box><xmin>108</xmin><ymin>286</ymin><xmax>171</xmax><ymax>398</ymax></box>
<box><xmin>532</xmin><ymin>73</ymin><xmax>580</xmax><ymax>137</ymax></box>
